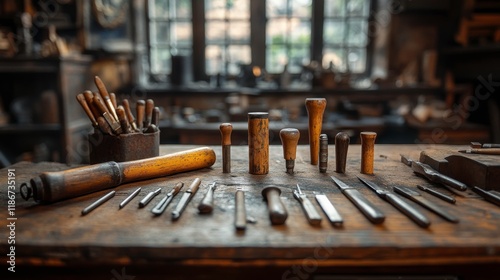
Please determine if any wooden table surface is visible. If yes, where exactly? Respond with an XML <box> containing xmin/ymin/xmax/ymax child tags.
<box><xmin>1</xmin><ymin>144</ymin><xmax>499</xmax><ymax>279</ymax></box>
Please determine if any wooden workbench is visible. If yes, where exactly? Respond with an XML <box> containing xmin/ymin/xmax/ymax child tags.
<box><xmin>1</xmin><ymin>145</ymin><xmax>499</xmax><ymax>279</ymax></box>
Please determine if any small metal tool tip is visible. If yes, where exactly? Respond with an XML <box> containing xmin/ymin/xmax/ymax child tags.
<box><xmin>172</xmin><ymin>211</ymin><xmax>180</xmax><ymax>220</ymax></box>
<box><xmin>296</xmin><ymin>184</ymin><xmax>302</xmax><ymax>193</ymax></box>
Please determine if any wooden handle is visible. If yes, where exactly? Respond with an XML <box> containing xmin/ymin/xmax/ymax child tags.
<box><xmin>235</xmin><ymin>190</ymin><xmax>246</xmax><ymax>230</ymax></box>
<box><xmin>335</xmin><ymin>132</ymin><xmax>350</xmax><ymax>173</ymax></box>
<box><xmin>145</xmin><ymin>99</ymin><xmax>154</xmax><ymax>127</ymax></box>
<box><xmin>262</xmin><ymin>186</ymin><xmax>288</xmax><ymax>225</ymax></box>
<box><xmin>152</xmin><ymin>107</ymin><xmax>160</xmax><ymax>126</ymax></box>
<box><xmin>83</xmin><ymin>91</ymin><xmax>101</xmax><ymax>121</ymax></box>
<box><xmin>360</xmin><ymin>132</ymin><xmax>377</xmax><ymax>175</ymax></box>
<box><xmin>94</xmin><ymin>76</ymin><xmax>118</xmax><ymax>121</ymax></box>
<box><xmin>116</xmin><ymin>105</ymin><xmax>130</xmax><ymax>134</ymax></box>
<box><xmin>305</xmin><ymin>98</ymin><xmax>327</xmax><ymax>165</ymax></box>
<box><xmin>279</xmin><ymin>128</ymin><xmax>300</xmax><ymax>160</ymax></box>
<box><xmin>122</xmin><ymin>99</ymin><xmax>138</xmax><ymax>131</ymax></box>
<box><xmin>110</xmin><ymin>92</ymin><xmax>117</xmax><ymax>109</ymax></box>
<box><xmin>22</xmin><ymin>147</ymin><xmax>216</xmax><ymax>203</ymax></box>
<box><xmin>220</xmin><ymin>123</ymin><xmax>233</xmax><ymax>146</ymax></box>
<box><xmin>248</xmin><ymin>113</ymin><xmax>269</xmax><ymax>175</ymax></box>
<box><xmin>96</xmin><ymin>116</ymin><xmax>112</xmax><ymax>134</ymax></box>
<box><xmin>76</xmin><ymin>93</ymin><xmax>97</xmax><ymax>127</ymax></box>
<box><xmin>136</xmin><ymin>100</ymin><xmax>145</xmax><ymax>130</ymax></box>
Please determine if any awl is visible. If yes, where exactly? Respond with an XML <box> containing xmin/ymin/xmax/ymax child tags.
<box><xmin>330</xmin><ymin>176</ymin><xmax>385</xmax><ymax>224</ymax></box>
<box><xmin>357</xmin><ymin>176</ymin><xmax>431</xmax><ymax>228</ymax></box>
<box><xmin>394</xmin><ymin>186</ymin><xmax>459</xmax><ymax>223</ymax></box>
<box><xmin>172</xmin><ymin>178</ymin><xmax>201</xmax><ymax>220</ymax></box>
<box><xmin>152</xmin><ymin>182</ymin><xmax>183</xmax><ymax>215</ymax></box>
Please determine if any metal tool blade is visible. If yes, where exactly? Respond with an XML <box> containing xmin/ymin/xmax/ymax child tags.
<box><xmin>315</xmin><ymin>193</ymin><xmax>343</xmax><ymax>225</ymax></box>
<box><xmin>172</xmin><ymin>192</ymin><xmax>191</xmax><ymax>219</ymax></box>
<box><xmin>330</xmin><ymin>176</ymin><xmax>352</xmax><ymax>191</ymax></box>
<box><xmin>411</xmin><ymin>161</ymin><xmax>467</xmax><ymax>191</ymax></box>
<box><xmin>356</xmin><ymin>176</ymin><xmax>386</xmax><ymax>197</ymax></box>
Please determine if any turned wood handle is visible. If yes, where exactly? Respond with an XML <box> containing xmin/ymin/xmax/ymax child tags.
<box><xmin>116</xmin><ymin>106</ymin><xmax>130</xmax><ymax>134</ymax></box>
<box><xmin>305</xmin><ymin>98</ymin><xmax>327</xmax><ymax>165</ymax></box>
<box><xmin>83</xmin><ymin>91</ymin><xmax>101</xmax><ymax>121</ymax></box>
<box><xmin>136</xmin><ymin>100</ymin><xmax>145</xmax><ymax>130</ymax></box>
<box><xmin>76</xmin><ymin>93</ymin><xmax>97</xmax><ymax>127</ymax></box>
<box><xmin>262</xmin><ymin>186</ymin><xmax>288</xmax><ymax>225</ymax></box>
<box><xmin>220</xmin><ymin>123</ymin><xmax>233</xmax><ymax>146</ymax></box>
<box><xmin>335</xmin><ymin>132</ymin><xmax>350</xmax><ymax>173</ymax></box>
<box><xmin>94</xmin><ymin>76</ymin><xmax>118</xmax><ymax>121</ymax></box>
<box><xmin>23</xmin><ymin>147</ymin><xmax>216</xmax><ymax>204</ymax></box>
<box><xmin>220</xmin><ymin>123</ymin><xmax>233</xmax><ymax>173</ymax></box>
<box><xmin>145</xmin><ymin>99</ymin><xmax>154</xmax><ymax>127</ymax></box>
<box><xmin>360</xmin><ymin>132</ymin><xmax>377</xmax><ymax>175</ymax></box>
<box><xmin>248</xmin><ymin>112</ymin><xmax>269</xmax><ymax>175</ymax></box>
<box><xmin>279</xmin><ymin>128</ymin><xmax>300</xmax><ymax>160</ymax></box>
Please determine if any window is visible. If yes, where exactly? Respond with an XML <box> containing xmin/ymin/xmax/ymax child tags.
<box><xmin>147</xmin><ymin>0</ymin><xmax>192</xmax><ymax>79</ymax></box>
<box><xmin>145</xmin><ymin>0</ymin><xmax>371</xmax><ymax>84</ymax></box>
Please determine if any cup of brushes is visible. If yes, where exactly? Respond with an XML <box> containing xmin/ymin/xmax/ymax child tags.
<box><xmin>76</xmin><ymin>76</ymin><xmax>160</xmax><ymax>164</ymax></box>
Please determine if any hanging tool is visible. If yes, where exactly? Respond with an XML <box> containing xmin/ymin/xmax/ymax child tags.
<box><xmin>139</xmin><ymin>188</ymin><xmax>161</xmax><ymax>208</ymax></box>
<box><xmin>198</xmin><ymin>182</ymin><xmax>217</xmax><ymax>214</ymax></box>
<box><xmin>172</xmin><ymin>178</ymin><xmax>201</xmax><ymax>220</ymax></box>
<box><xmin>330</xmin><ymin>176</ymin><xmax>385</xmax><ymax>224</ymax></box>
<box><xmin>293</xmin><ymin>184</ymin><xmax>322</xmax><ymax>225</ymax></box>
<box><xmin>314</xmin><ymin>193</ymin><xmax>343</xmax><ymax>225</ymax></box>
<box><xmin>94</xmin><ymin>76</ymin><xmax>118</xmax><ymax>121</ymax></box>
<box><xmin>305</xmin><ymin>98</ymin><xmax>327</xmax><ymax>165</ymax></box>
<box><xmin>357</xmin><ymin>176</ymin><xmax>431</xmax><ymax>228</ymax></box>
<box><xmin>393</xmin><ymin>186</ymin><xmax>459</xmax><ymax>223</ymax></box>
<box><xmin>360</xmin><ymin>132</ymin><xmax>377</xmax><ymax>175</ymax></box>
<box><xmin>470</xmin><ymin>142</ymin><xmax>500</xmax><ymax>149</ymax></box>
<box><xmin>119</xmin><ymin>187</ymin><xmax>141</xmax><ymax>209</ymax></box>
<box><xmin>20</xmin><ymin>147</ymin><xmax>216</xmax><ymax>204</ymax></box>
<box><xmin>81</xmin><ymin>190</ymin><xmax>115</xmax><ymax>216</ymax></box>
<box><xmin>335</xmin><ymin>132</ymin><xmax>349</xmax><ymax>173</ymax></box>
<box><xmin>235</xmin><ymin>189</ymin><xmax>247</xmax><ymax>231</ymax></box>
<box><xmin>319</xmin><ymin>134</ymin><xmax>328</xmax><ymax>173</ymax></box>
<box><xmin>220</xmin><ymin>123</ymin><xmax>233</xmax><ymax>173</ymax></box>
<box><xmin>248</xmin><ymin>112</ymin><xmax>269</xmax><ymax>175</ymax></box>
<box><xmin>261</xmin><ymin>186</ymin><xmax>288</xmax><ymax>225</ymax></box>
<box><xmin>472</xmin><ymin>186</ymin><xmax>500</xmax><ymax>207</ymax></box>
<box><xmin>279</xmin><ymin>128</ymin><xmax>300</xmax><ymax>174</ymax></box>
<box><xmin>152</xmin><ymin>182</ymin><xmax>183</xmax><ymax>215</ymax></box>
<box><xmin>417</xmin><ymin>185</ymin><xmax>456</xmax><ymax>204</ymax></box>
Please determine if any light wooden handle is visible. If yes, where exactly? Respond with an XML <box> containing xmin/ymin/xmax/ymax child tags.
<box><xmin>220</xmin><ymin>123</ymin><xmax>233</xmax><ymax>146</ymax></box>
<box><xmin>279</xmin><ymin>128</ymin><xmax>300</xmax><ymax>160</ymax></box>
<box><xmin>248</xmin><ymin>112</ymin><xmax>269</xmax><ymax>175</ymax></box>
<box><xmin>136</xmin><ymin>100</ymin><xmax>145</xmax><ymax>130</ymax></box>
<box><xmin>305</xmin><ymin>98</ymin><xmax>327</xmax><ymax>165</ymax></box>
<box><xmin>360</xmin><ymin>132</ymin><xmax>377</xmax><ymax>174</ymax></box>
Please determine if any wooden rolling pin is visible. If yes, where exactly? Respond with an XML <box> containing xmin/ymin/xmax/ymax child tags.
<box><xmin>20</xmin><ymin>147</ymin><xmax>216</xmax><ymax>204</ymax></box>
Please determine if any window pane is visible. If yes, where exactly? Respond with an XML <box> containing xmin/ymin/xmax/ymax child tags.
<box><xmin>267</xmin><ymin>0</ymin><xmax>288</xmax><ymax>17</ymax></box>
<box><xmin>267</xmin><ymin>18</ymin><xmax>288</xmax><ymax>44</ymax></box>
<box><xmin>150</xmin><ymin>21</ymin><xmax>169</xmax><ymax>44</ymax></box>
<box><xmin>323</xmin><ymin>20</ymin><xmax>345</xmax><ymax>45</ymax></box>
<box><xmin>206</xmin><ymin>45</ymin><xmax>224</xmax><ymax>75</ymax></box>
<box><xmin>347</xmin><ymin>0</ymin><xmax>369</xmax><ymax>17</ymax></box>
<box><xmin>291</xmin><ymin>0</ymin><xmax>312</xmax><ymax>17</ymax></box>
<box><xmin>228</xmin><ymin>45</ymin><xmax>251</xmax><ymax>74</ymax></box>
<box><xmin>266</xmin><ymin>45</ymin><xmax>287</xmax><ymax>73</ymax></box>
<box><xmin>206</xmin><ymin>21</ymin><xmax>226</xmax><ymax>43</ymax></box>
<box><xmin>151</xmin><ymin>47</ymin><xmax>171</xmax><ymax>73</ymax></box>
<box><xmin>171</xmin><ymin>22</ymin><xmax>192</xmax><ymax>45</ymax></box>
<box><xmin>325</xmin><ymin>0</ymin><xmax>345</xmax><ymax>17</ymax></box>
<box><xmin>150</xmin><ymin>0</ymin><xmax>169</xmax><ymax>19</ymax></box>
<box><xmin>172</xmin><ymin>0</ymin><xmax>191</xmax><ymax>18</ymax></box>
<box><xmin>228</xmin><ymin>21</ymin><xmax>250</xmax><ymax>43</ymax></box>
<box><xmin>347</xmin><ymin>19</ymin><xmax>367</xmax><ymax>46</ymax></box>
<box><xmin>227</xmin><ymin>0</ymin><xmax>250</xmax><ymax>19</ymax></box>
<box><xmin>290</xmin><ymin>19</ymin><xmax>310</xmax><ymax>44</ymax></box>
<box><xmin>347</xmin><ymin>48</ymin><xmax>366</xmax><ymax>73</ymax></box>
<box><xmin>206</xmin><ymin>0</ymin><xmax>226</xmax><ymax>19</ymax></box>
<box><xmin>322</xmin><ymin>47</ymin><xmax>346</xmax><ymax>71</ymax></box>
<box><xmin>289</xmin><ymin>46</ymin><xmax>309</xmax><ymax>73</ymax></box>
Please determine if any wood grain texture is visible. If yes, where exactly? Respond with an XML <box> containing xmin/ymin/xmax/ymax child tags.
<box><xmin>1</xmin><ymin>145</ymin><xmax>500</xmax><ymax>268</ymax></box>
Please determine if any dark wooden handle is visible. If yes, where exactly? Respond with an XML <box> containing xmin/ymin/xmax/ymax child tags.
<box><xmin>305</xmin><ymin>98</ymin><xmax>327</xmax><ymax>165</ymax></box>
<box><xmin>76</xmin><ymin>93</ymin><xmax>97</xmax><ymax>126</ymax></box>
<box><xmin>262</xmin><ymin>186</ymin><xmax>288</xmax><ymax>225</ymax></box>
<box><xmin>145</xmin><ymin>99</ymin><xmax>154</xmax><ymax>127</ymax></box>
<box><xmin>136</xmin><ymin>100</ymin><xmax>145</xmax><ymax>130</ymax></box>
<box><xmin>116</xmin><ymin>106</ymin><xmax>130</xmax><ymax>134</ymax></box>
<box><xmin>335</xmin><ymin>132</ymin><xmax>350</xmax><ymax>173</ymax></box>
<box><xmin>279</xmin><ymin>128</ymin><xmax>300</xmax><ymax>160</ymax></box>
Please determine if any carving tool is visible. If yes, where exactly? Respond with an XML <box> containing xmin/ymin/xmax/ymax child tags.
<box><xmin>235</xmin><ymin>189</ymin><xmax>247</xmax><ymax>230</ymax></box>
<box><xmin>198</xmin><ymin>182</ymin><xmax>217</xmax><ymax>214</ymax></box>
<box><xmin>472</xmin><ymin>186</ymin><xmax>500</xmax><ymax>207</ymax></box>
<box><xmin>172</xmin><ymin>178</ymin><xmax>201</xmax><ymax>220</ymax></box>
<box><xmin>119</xmin><ymin>187</ymin><xmax>141</xmax><ymax>209</ymax></box>
<box><xmin>116</xmin><ymin>105</ymin><xmax>130</xmax><ymax>134</ymax></box>
<box><xmin>335</xmin><ymin>132</ymin><xmax>349</xmax><ymax>173</ymax></box>
<box><xmin>139</xmin><ymin>188</ymin><xmax>161</xmax><ymax>208</ymax></box>
<box><xmin>357</xmin><ymin>176</ymin><xmax>431</xmax><ymax>228</ymax></box>
<box><xmin>470</xmin><ymin>142</ymin><xmax>500</xmax><ymax>148</ymax></box>
<box><xmin>94</xmin><ymin>76</ymin><xmax>118</xmax><ymax>121</ymax></box>
<box><xmin>279</xmin><ymin>128</ymin><xmax>300</xmax><ymax>174</ymax></box>
<box><xmin>417</xmin><ymin>185</ymin><xmax>456</xmax><ymax>204</ymax></box>
<box><xmin>152</xmin><ymin>182</ymin><xmax>183</xmax><ymax>215</ymax></box>
<box><xmin>20</xmin><ymin>147</ymin><xmax>216</xmax><ymax>204</ymax></box>
<box><xmin>248</xmin><ymin>112</ymin><xmax>269</xmax><ymax>175</ymax></box>
<box><xmin>96</xmin><ymin>116</ymin><xmax>113</xmax><ymax>134</ymax></box>
<box><xmin>293</xmin><ymin>184</ymin><xmax>322</xmax><ymax>225</ymax></box>
<box><xmin>360</xmin><ymin>132</ymin><xmax>377</xmax><ymax>174</ymax></box>
<box><xmin>152</xmin><ymin>106</ymin><xmax>160</xmax><ymax>126</ymax></box>
<box><xmin>144</xmin><ymin>99</ymin><xmax>154</xmax><ymax>128</ymax></box>
<box><xmin>81</xmin><ymin>190</ymin><xmax>115</xmax><ymax>215</ymax></box>
<box><xmin>458</xmin><ymin>148</ymin><xmax>500</xmax><ymax>155</ymax></box>
<box><xmin>122</xmin><ymin>99</ymin><xmax>138</xmax><ymax>132</ymax></box>
<box><xmin>76</xmin><ymin>93</ymin><xmax>98</xmax><ymax>127</ymax></box>
<box><xmin>136</xmin><ymin>100</ymin><xmax>145</xmax><ymax>131</ymax></box>
<box><xmin>314</xmin><ymin>193</ymin><xmax>343</xmax><ymax>225</ymax></box>
<box><xmin>393</xmin><ymin>186</ymin><xmax>459</xmax><ymax>223</ymax></box>
<box><xmin>83</xmin><ymin>90</ymin><xmax>101</xmax><ymax>122</ymax></box>
<box><xmin>411</xmin><ymin>160</ymin><xmax>468</xmax><ymax>191</ymax></box>
<box><xmin>319</xmin><ymin>134</ymin><xmax>328</xmax><ymax>173</ymax></box>
<box><xmin>305</xmin><ymin>98</ymin><xmax>327</xmax><ymax>165</ymax></box>
<box><xmin>220</xmin><ymin>123</ymin><xmax>233</xmax><ymax>173</ymax></box>
<box><xmin>93</xmin><ymin>95</ymin><xmax>122</xmax><ymax>134</ymax></box>
<box><xmin>110</xmin><ymin>92</ymin><xmax>117</xmax><ymax>109</ymax></box>
<box><xmin>261</xmin><ymin>186</ymin><xmax>288</xmax><ymax>225</ymax></box>
<box><xmin>330</xmin><ymin>176</ymin><xmax>385</xmax><ymax>224</ymax></box>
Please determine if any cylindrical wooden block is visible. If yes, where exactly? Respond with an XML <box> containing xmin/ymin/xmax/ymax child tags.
<box><xmin>248</xmin><ymin>112</ymin><xmax>269</xmax><ymax>175</ymax></box>
<box><xmin>305</xmin><ymin>98</ymin><xmax>327</xmax><ymax>165</ymax></box>
<box><xmin>360</xmin><ymin>132</ymin><xmax>377</xmax><ymax>175</ymax></box>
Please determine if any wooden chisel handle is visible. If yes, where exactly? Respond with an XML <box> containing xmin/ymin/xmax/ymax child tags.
<box><xmin>305</xmin><ymin>98</ymin><xmax>326</xmax><ymax>165</ymax></box>
<box><xmin>76</xmin><ymin>93</ymin><xmax>98</xmax><ymax>127</ymax></box>
<box><xmin>145</xmin><ymin>99</ymin><xmax>154</xmax><ymax>128</ymax></box>
<box><xmin>136</xmin><ymin>100</ymin><xmax>145</xmax><ymax>131</ymax></box>
<box><xmin>20</xmin><ymin>147</ymin><xmax>216</xmax><ymax>204</ymax></box>
<box><xmin>262</xmin><ymin>186</ymin><xmax>288</xmax><ymax>225</ymax></box>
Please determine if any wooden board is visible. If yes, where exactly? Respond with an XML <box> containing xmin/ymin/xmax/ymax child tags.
<box><xmin>0</xmin><ymin>145</ymin><xmax>499</xmax><ymax>276</ymax></box>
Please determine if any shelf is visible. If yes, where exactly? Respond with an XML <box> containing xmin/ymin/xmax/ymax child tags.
<box><xmin>0</xmin><ymin>123</ymin><xmax>61</xmax><ymax>135</ymax></box>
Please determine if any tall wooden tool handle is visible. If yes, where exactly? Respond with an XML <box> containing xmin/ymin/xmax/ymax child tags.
<box><xmin>305</xmin><ymin>98</ymin><xmax>327</xmax><ymax>165</ymax></box>
<box><xmin>21</xmin><ymin>147</ymin><xmax>216</xmax><ymax>204</ymax></box>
